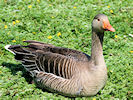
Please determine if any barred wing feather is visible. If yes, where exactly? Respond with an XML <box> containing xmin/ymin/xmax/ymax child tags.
<box><xmin>22</xmin><ymin>51</ymin><xmax>77</xmax><ymax>79</ymax></box>
<box><xmin>8</xmin><ymin>44</ymin><xmax>78</xmax><ymax>79</ymax></box>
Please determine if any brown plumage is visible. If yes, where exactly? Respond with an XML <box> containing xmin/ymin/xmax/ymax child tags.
<box><xmin>5</xmin><ymin>14</ymin><xmax>115</xmax><ymax>97</ymax></box>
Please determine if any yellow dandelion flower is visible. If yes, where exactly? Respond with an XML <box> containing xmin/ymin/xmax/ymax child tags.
<box><xmin>13</xmin><ymin>21</ymin><xmax>16</xmax><ymax>25</ymax></box>
<box><xmin>4</xmin><ymin>25</ymin><xmax>8</xmax><ymax>29</ymax></box>
<box><xmin>92</xmin><ymin>98</ymin><xmax>96</xmax><ymax>100</ymax></box>
<box><xmin>32</xmin><ymin>32</ymin><xmax>36</xmax><ymax>34</ymax></box>
<box><xmin>73</xmin><ymin>6</ymin><xmax>77</xmax><ymax>9</ymax></box>
<box><xmin>129</xmin><ymin>51</ymin><xmax>133</xmax><ymax>53</ymax></box>
<box><xmin>49</xmin><ymin>4</ymin><xmax>52</xmax><ymax>6</ymax></box>
<box><xmin>22</xmin><ymin>39</ymin><xmax>26</xmax><ymax>41</ymax></box>
<box><xmin>107</xmin><ymin>5</ymin><xmax>110</xmax><ymax>8</ymax></box>
<box><xmin>57</xmin><ymin>32</ymin><xmax>61</xmax><ymax>37</ymax></box>
<box><xmin>12</xmin><ymin>40</ymin><xmax>16</xmax><ymax>43</ymax></box>
<box><xmin>110</xmin><ymin>10</ymin><xmax>113</xmax><ymax>13</ymax></box>
<box><xmin>115</xmin><ymin>35</ymin><xmax>118</xmax><ymax>38</ymax></box>
<box><xmin>28</xmin><ymin>5</ymin><xmax>32</xmax><ymax>8</ymax></box>
<box><xmin>16</xmin><ymin>20</ymin><xmax>20</xmax><ymax>23</ymax></box>
<box><xmin>37</xmin><ymin>0</ymin><xmax>40</xmax><ymax>2</ymax></box>
<box><xmin>47</xmin><ymin>35</ymin><xmax>52</xmax><ymax>39</ymax></box>
<box><xmin>51</xmin><ymin>16</ymin><xmax>54</xmax><ymax>18</ymax></box>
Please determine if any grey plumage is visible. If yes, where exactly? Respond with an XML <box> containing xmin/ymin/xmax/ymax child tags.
<box><xmin>5</xmin><ymin>14</ymin><xmax>115</xmax><ymax>97</ymax></box>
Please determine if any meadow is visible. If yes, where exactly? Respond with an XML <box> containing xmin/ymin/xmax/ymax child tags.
<box><xmin>0</xmin><ymin>0</ymin><xmax>133</xmax><ymax>99</ymax></box>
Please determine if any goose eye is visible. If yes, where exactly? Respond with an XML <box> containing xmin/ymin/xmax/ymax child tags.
<box><xmin>97</xmin><ymin>19</ymin><xmax>100</xmax><ymax>21</ymax></box>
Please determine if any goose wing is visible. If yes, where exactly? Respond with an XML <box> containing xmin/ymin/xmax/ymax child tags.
<box><xmin>24</xmin><ymin>40</ymin><xmax>90</xmax><ymax>61</ymax></box>
<box><xmin>7</xmin><ymin>44</ymin><xmax>78</xmax><ymax>79</ymax></box>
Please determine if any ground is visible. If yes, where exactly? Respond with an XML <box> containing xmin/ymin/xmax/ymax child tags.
<box><xmin>0</xmin><ymin>0</ymin><xmax>133</xmax><ymax>100</ymax></box>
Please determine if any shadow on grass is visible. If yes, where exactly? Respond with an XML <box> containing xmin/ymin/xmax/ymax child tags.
<box><xmin>2</xmin><ymin>62</ymin><xmax>33</xmax><ymax>84</ymax></box>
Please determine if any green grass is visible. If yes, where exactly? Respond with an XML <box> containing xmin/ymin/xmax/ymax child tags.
<box><xmin>0</xmin><ymin>0</ymin><xmax>133</xmax><ymax>99</ymax></box>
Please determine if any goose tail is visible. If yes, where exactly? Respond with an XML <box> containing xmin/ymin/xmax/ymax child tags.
<box><xmin>4</xmin><ymin>44</ymin><xmax>33</xmax><ymax>61</ymax></box>
<box><xmin>5</xmin><ymin>45</ymin><xmax>16</xmax><ymax>55</ymax></box>
<box><xmin>5</xmin><ymin>44</ymin><xmax>38</xmax><ymax>76</ymax></box>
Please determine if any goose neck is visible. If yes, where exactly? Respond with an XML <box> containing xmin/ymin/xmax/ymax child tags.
<box><xmin>91</xmin><ymin>30</ymin><xmax>105</xmax><ymax>66</ymax></box>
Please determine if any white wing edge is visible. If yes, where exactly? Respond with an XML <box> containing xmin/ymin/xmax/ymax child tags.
<box><xmin>5</xmin><ymin>45</ymin><xmax>16</xmax><ymax>55</ymax></box>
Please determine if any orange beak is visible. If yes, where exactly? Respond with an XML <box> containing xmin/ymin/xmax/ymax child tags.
<box><xmin>103</xmin><ymin>20</ymin><xmax>115</xmax><ymax>32</ymax></box>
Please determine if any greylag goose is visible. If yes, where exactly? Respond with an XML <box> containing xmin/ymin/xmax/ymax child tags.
<box><xmin>5</xmin><ymin>14</ymin><xmax>115</xmax><ymax>97</ymax></box>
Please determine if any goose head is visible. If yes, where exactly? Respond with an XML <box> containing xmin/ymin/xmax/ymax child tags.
<box><xmin>92</xmin><ymin>14</ymin><xmax>115</xmax><ymax>33</ymax></box>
